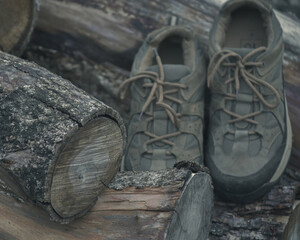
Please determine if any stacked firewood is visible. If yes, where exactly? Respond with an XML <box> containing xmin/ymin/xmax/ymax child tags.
<box><xmin>1</xmin><ymin>0</ymin><xmax>300</xmax><ymax>239</ymax></box>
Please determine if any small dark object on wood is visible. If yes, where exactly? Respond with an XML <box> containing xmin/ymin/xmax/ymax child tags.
<box><xmin>174</xmin><ymin>161</ymin><xmax>210</xmax><ymax>174</ymax></box>
<box><xmin>0</xmin><ymin>51</ymin><xmax>125</xmax><ymax>223</ymax></box>
<box><xmin>0</xmin><ymin>0</ymin><xmax>38</xmax><ymax>56</ymax></box>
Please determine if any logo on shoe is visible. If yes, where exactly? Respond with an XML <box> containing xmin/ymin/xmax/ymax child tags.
<box><xmin>240</xmin><ymin>39</ymin><xmax>263</xmax><ymax>49</ymax></box>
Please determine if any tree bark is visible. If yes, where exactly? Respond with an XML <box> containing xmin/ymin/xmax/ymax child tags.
<box><xmin>0</xmin><ymin>51</ymin><xmax>125</xmax><ymax>223</ymax></box>
<box><xmin>27</xmin><ymin>0</ymin><xmax>300</xmax><ymax>169</ymax></box>
<box><xmin>0</xmin><ymin>0</ymin><xmax>38</xmax><ymax>56</ymax></box>
<box><xmin>210</xmin><ymin>184</ymin><xmax>299</xmax><ymax>239</ymax></box>
<box><xmin>0</xmin><ymin>168</ymin><xmax>213</xmax><ymax>240</ymax></box>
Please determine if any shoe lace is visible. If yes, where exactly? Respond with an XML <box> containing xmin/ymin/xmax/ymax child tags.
<box><xmin>119</xmin><ymin>48</ymin><xmax>187</xmax><ymax>151</ymax></box>
<box><xmin>207</xmin><ymin>47</ymin><xmax>281</xmax><ymax>135</ymax></box>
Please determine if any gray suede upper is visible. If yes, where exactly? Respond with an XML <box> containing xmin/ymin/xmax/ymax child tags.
<box><xmin>124</xmin><ymin>26</ymin><xmax>206</xmax><ymax>171</ymax></box>
<box><xmin>206</xmin><ymin>0</ymin><xmax>291</xmax><ymax>196</ymax></box>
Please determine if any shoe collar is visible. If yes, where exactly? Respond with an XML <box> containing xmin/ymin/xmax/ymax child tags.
<box><xmin>209</xmin><ymin>0</ymin><xmax>283</xmax><ymax>77</ymax></box>
<box><xmin>146</xmin><ymin>26</ymin><xmax>194</xmax><ymax>46</ymax></box>
<box><xmin>210</xmin><ymin>0</ymin><xmax>274</xmax><ymax>53</ymax></box>
<box><xmin>136</xmin><ymin>26</ymin><xmax>196</xmax><ymax>73</ymax></box>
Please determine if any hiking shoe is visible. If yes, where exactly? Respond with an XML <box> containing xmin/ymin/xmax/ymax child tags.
<box><xmin>206</xmin><ymin>0</ymin><xmax>292</xmax><ymax>202</ymax></box>
<box><xmin>119</xmin><ymin>26</ymin><xmax>206</xmax><ymax>171</ymax></box>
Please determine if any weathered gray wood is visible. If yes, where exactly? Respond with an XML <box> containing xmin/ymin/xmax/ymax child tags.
<box><xmin>31</xmin><ymin>0</ymin><xmax>300</xmax><ymax>65</ymax></box>
<box><xmin>0</xmin><ymin>51</ymin><xmax>125</xmax><ymax>223</ymax></box>
<box><xmin>0</xmin><ymin>0</ymin><xmax>38</xmax><ymax>56</ymax></box>
<box><xmin>282</xmin><ymin>203</ymin><xmax>300</xmax><ymax>240</ymax></box>
<box><xmin>0</xmin><ymin>169</ymin><xmax>213</xmax><ymax>240</ymax></box>
<box><xmin>50</xmin><ymin>118</ymin><xmax>123</xmax><ymax>219</ymax></box>
<box><xmin>273</xmin><ymin>0</ymin><xmax>300</xmax><ymax>19</ymax></box>
<box><xmin>165</xmin><ymin>172</ymin><xmax>213</xmax><ymax>240</ymax></box>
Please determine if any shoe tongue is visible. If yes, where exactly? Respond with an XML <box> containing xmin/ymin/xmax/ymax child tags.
<box><xmin>224</xmin><ymin>47</ymin><xmax>261</xmax><ymax>59</ymax></box>
<box><xmin>224</xmin><ymin>48</ymin><xmax>258</xmax><ymax>131</ymax></box>
<box><xmin>144</xmin><ymin>64</ymin><xmax>190</xmax><ymax>150</ymax></box>
<box><xmin>146</xmin><ymin>64</ymin><xmax>191</xmax><ymax>82</ymax></box>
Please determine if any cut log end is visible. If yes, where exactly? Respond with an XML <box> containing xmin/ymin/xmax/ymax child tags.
<box><xmin>0</xmin><ymin>0</ymin><xmax>37</xmax><ymax>55</ymax></box>
<box><xmin>50</xmin><ymin>117</ymin><xmax>123</xmax><ymax>218</ymax></box>
<box><xmin>0</xmin><ymin>50</ymin><xmax>125</xmax><ymax>222</ymax></box>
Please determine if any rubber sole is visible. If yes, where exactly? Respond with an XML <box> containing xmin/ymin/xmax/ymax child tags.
<box><xmin>269</xmin><ymin>99</ymin><xmax>293</xmax><ymax>183</ymax></box>
<box><xmin>217</xmin><ymin>98</ymin><xmax>293</xmax><ymax>203</ymax></box>
<box><xmin>215</xmin><ymin>179</ymin><xmax>279</xmax><ymax>203</ymax></box>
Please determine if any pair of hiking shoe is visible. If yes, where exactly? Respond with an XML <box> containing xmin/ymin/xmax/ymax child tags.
<box><xmin>119</xmin><ymin>0</ymin><xmax>292</xmax><ymax>203</ymax></box>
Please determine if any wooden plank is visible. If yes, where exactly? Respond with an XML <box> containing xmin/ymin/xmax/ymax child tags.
<box><xmin>282</xmin><ymin>203</ymin><xmax>300</xmax><ymax>240</ymax></box>
<box><xmin>0</xmin><ymin>169</ymin><xmax>214</xmax><ymax>240</ymax></box>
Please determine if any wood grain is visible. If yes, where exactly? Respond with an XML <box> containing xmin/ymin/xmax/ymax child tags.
<box><xmin>32</xmin><ymin>0</ymin><xmax>300</xmax><ymax>65</ymax></box>
<box><xmin>0</xmin><ymin>169</ymin><xmax>213</xmax><ymax>240</ymax></box>
<box><xmin>51</xmin><ymin>118</ymin><xmax>123</xmax><ymax>218</ymax></box>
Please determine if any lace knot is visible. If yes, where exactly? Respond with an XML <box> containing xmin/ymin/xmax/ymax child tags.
<box><xmin>207</xmin><ymin>47</ymin><xmax>281</xmax><ymax>133</ymax></box>
<box><xmin>237</xmin><ymin>60</ymin><xmax>245</xmax><ymax>69</ymax></box>
<box><xmin>119</xmin><ymin>48</ymin><xmax>183</xmax><ymax>130</ymax></box>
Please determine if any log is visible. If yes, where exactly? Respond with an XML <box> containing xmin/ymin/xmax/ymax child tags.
<box><xmin>273</xmin><ymin>0</ymin><xmax>300</xmax><ymax>19</ymax></box>
<box><xmin>207</xmin><ymin>167</ymin><xmax>300</xmax><ymax>239</ymax></box>
<box><xmin>31</xmin><ymin>0</ymin><xmax>300</xmax><ymax>64</ymax></box>
<box><xmin>0</xmin><ymin>51</ymin><xmax>125</xmax><ymax>223</ymax></box>
<box><xmin>23</xmin><ymin>45</ymin><xmax>131</xmax><ymax>124</ymax></box>
<box><xmin>25</xmin><ymin>0</ymin><xmax>300</xmax><ymax>168</ymax></box>
<box><xmin>210</xmin><ymin>184</ymin><xmax>298</xmax><ymax>239</ymax></box>
<box><xmin>282</xmin><ymin>203</ymin><xmax>300</xmax><ymax>240</ymax></box>
<box><xmin>0</xmin><ymin>0</ymin><xmax>38</xmax><ymax>56</ymax></box>
<box><xmin>0</xmin><ymin>168</ymin><xmax>214</xmax><ymax>240</ymax></box>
